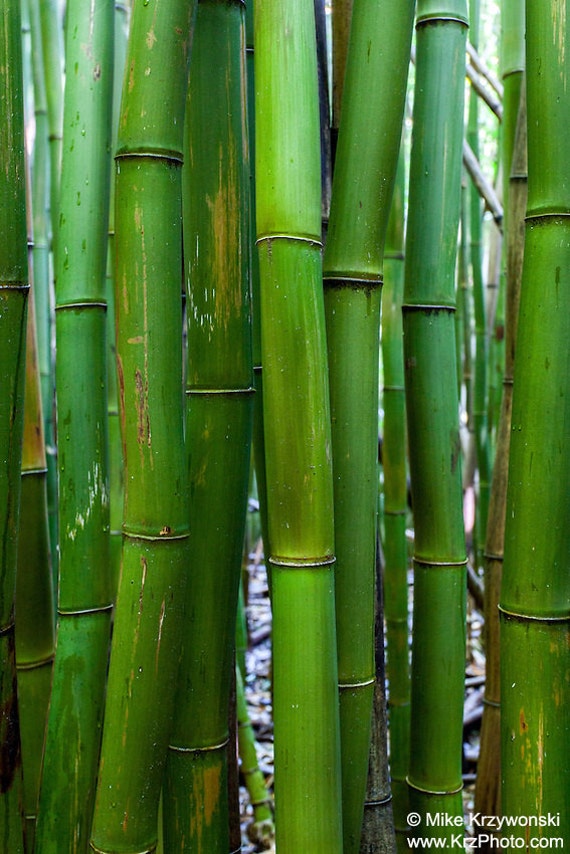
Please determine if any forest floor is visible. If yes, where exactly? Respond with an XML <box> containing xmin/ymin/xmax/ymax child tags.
<box><xmin>239</xmin><ymin>533</ymin><xmax>485</xmax><ymax>852</ymax></box>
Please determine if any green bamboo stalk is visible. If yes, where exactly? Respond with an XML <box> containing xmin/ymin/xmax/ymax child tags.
<box><xmin>467</xmin><ymin>0</ymin><xmax>491</xmax><ymax>568</ymax></box>
<box><xmin>34</xmin><ymin>1</ymin><xmax>114</xmax><ymax>850</ymax></box>
<box><xmin>27</xmin><ymin>0</ymin><xmax>52</xmax><ymax>496</ymax></box>
<box><xmin>322</xmin><ymin>0</ymin><xmax>413</xmax><ymax>848</ymax></box>
<box><xmin>106</xmin><ymin>1</ymin><xmax>129</xmax><ymax>597</ymax></box>
<box><xmin>254</xmin><ymin>0</ymin><xmax>343</xmax><ymax>847</ymax></box>
<box><xmin>15</xmin><ymin>291</ymin><xmax>56</xmax><ymax>853</ymax></box>
<box><xmin>499</xmin><ymin>2</ymin><xmax>570</xmax><ymax>840</ymax></box>
<box><xmin>474</xmin><ymin>83</ymin><xmax>526</xmax><ymax>830</ymax></box>
<box><xmin>381</xmin><ymin>143</ymin><xmax>410</xmax><ymax>851</ymax></box>
<box><xmin>402</xmin><ymin>0</ymin><xmax>468</xmax><ymax>840</ymax></box>
<box><xmin>89</xmin><ymin>2</ymin><xmax>194</xmax><ymax>850</ymax></box>
<box><xmin>488</xmin><ymin>0</ymin><xmax>524</xmax><ymax>435</ymax></box>
<box><xmin>0</xmin><ymin>2</ymin><xmax>29</xmax><ymax>849</ymax></box>
<box><xmin>236</xmin><ymin>663</ymin><xmax>275</xmax><ymax>848</ymax></box>
<box><xmin>38</xmin><ymin>0</ymin><xmax>64</xmax><ymax>578</ymax></box>
<box><xmin>39</xmin><ymin>0</ymin><xmax>63</xmax><ymax>235</ymax></box>
<box><xmin>245</xmin><ymin>0</ymin><xmax>271</xmax><ymax>574</ymax></box>
<box><xmin>162</xmin><ymin>0</ymin><xmax>254</xmax><ymax>848</ymax></box>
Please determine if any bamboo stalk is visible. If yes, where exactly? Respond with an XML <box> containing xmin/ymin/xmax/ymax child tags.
<box><xmin>488</xmin><ymin>0</ymin><xmax>524</xmax><ymax>435</ymax></box>
<box><xmin>89</xmin><ymin>1</ymin><xmax>194</xmax><ymax>850</ymax></box>
<box><xmin>499</xmin><ymin>0</ymin><xmax>570</xmax><ymax>839</ymax></box>
<box><xmin>359</xmin><ymin>539</ymin><xmax>397</xmax><ymax>854</ymax></box>
<box><xmin>162</xmin><ymin>0</ymin><xmax>254</xmax><ymax>847</ymax></box>
<box><xmin>254</xmin><ymin>0</ymin><xmax>343</xmax><ymax>846</ymax></box>
<box><xmin>474</xmin><ymin>82</ymin><xmax>526</xmax><ymax>830</ymax></box>
<box><xmin>0</xmin><ymin>0</ymin><xmax>30</xmax><ymax>848</ymax></box>
<box><xmin>236</xmin><ymin>663</ymin><xmax>275</xmax><ymax>848</ymax></box>
<box><xmin>467</xmin><ymin>0</ymin><xmax>492</xmax><ymax>572</ymax></box>
<box><xmin>34</xmin><ymin>1</ymin><xmax>114</xmax><ymax>849</ymax></box>
<box><xmin>323</xmin><ymin>0</ymin><xmax>413</xmax><ymax>846</ymax></box>
<box><xmin>402</xmin><ymin>0</ymin><xmax>468</xmax><ymax>839</ymax></box>
<box><xmin>381</xmin><ymin>144</ymin><xmax>411</xmax><ymax>852</ymax></box>
<box><xmin>15</xmin><ymin>287</ymin><xmax>55</xmax><ymax>853</ymax></box>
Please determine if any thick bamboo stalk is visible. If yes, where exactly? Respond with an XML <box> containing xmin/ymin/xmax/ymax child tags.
<box><xmin>499</xmin><ymin>1</ymin><xmax>570</xmax><ymax>840</ymax></box>
<box><xmin>162</xmin><ymin>1</ymin><xmax>254</xmax><ymax>847</ymax></box>
<box><xmin>322</xmin><ymin>0</ymin><xmax>413</xmax><ymax>847</ymax></box>
<box><xmin>34</xmin><ymin>1</ymin><xmax>114</xmax><ymax>850</ymax></box>
<box><xmin>402</xmin><ymin>0</ymin><xmax>468</xmax><ymax>840</ymax></box>
<box><xmin>89</xmin><ymin>2</ymin><xmax>194</xmax><ymax>850</ymax></box>
<box><xmin>0</xmin><ymin>1</ymin><xmax>29</xmax><ymax>848</ymax></box>
<box><xmin>254</xmin><ymin>0</ymin><xmax>343</xmax><ymax>847</ymax></box>
<box><xmin>381</xmin><ymin>146</ymin><xmax>410</xmax><ymax>851</ymax></box>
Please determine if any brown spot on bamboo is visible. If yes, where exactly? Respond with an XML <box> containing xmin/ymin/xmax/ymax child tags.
<box><xmin>134</xmin><ymin>367</ymin><xmax>151</xmax><ymax>449</ymax></box>
<box><xmin>519</xmin><ymin>709</ymin><xmax>528</xmax><ymax>734</ymax></box>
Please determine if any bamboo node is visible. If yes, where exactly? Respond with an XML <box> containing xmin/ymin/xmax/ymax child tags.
<box><xmin>90</xmin><ymin>844</ymin><xmax>156</xmax><ymax>854</ymax></box>
<box><xmin>363</xmin><ymin>794</ymin><xmax>393</xmax><ymax>807</ymax></box>
<box><xmin>413</xmin><ymin>556</ymin><xmax>468</xmax><ymax>569</ymax></box>
<box><xmin>256</xmin><ymin>233</ymin><xmax>322</xmax><ymax>248</ymax></box>
<box><xmin>338</xmin><ymin>677</ymin><xmax>375</xmax><ymax>690</ymax></box>
<box><xmin>168</xmin><ymin>737</ymin><xmax>229</xmax><ymax>754</ymax></box>
<box><xmin>268</xmin><ymin>554</ymin><xmax>335</xmax><ymax>569</ymax></box>
<box><xmin>406</xmin><ymin>777</ymin><xmax>463</xmax><ymax>796</ymax></box>
<box><xmin>323</xmin><ymin>275</ymin><xmax>383</xmax><ymax>290</ymax></box>
<box><xmin>498</xmin><ymin>605</ymin><xmax>570</xmax><ymax>624</ymax></box>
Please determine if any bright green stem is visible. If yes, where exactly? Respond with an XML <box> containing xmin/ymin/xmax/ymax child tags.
<box><xmin>0</xmin><ymin>0</ymin><xmax>30</xmax><ymax>847</ymax></box>
<box><xmin>254</xmin><ymin>0</ymin><xmax>342</xmax><ymax>838</ymax></box>
<box><xmin>106</xmin><ymin>1</ymin><xmax>129</xmax><ymax>599</ymax></box>
<box><xmin>89</xmin><ymin>1</ymin><xmax>194</xmax><ymax>849</ymax></box>
<box><xmin>34</xmin><ymin>1</ymin><xmax>114</xmax><ymax>848</ymax></box>
<box><xmin>381</xmin><ymin>149</ymin><xmax>410</xmax><ymax>849</ymax></box>
<box><xmin>403</xmin><ymin>0</ymin><xmax>468</xmax><ymax>840</ymax></box>
<box><xmin>322</xmin><ymin>1</ymin><xmax>413</xmax><ymax>844</ymax></box>
<box><xmin>500</xmin><ymin>2</ymin><xmax>570</xmax><ymax>831</ymax></box>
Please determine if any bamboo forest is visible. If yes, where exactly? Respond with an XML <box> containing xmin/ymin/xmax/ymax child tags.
<box><xmin>1</xmin><ymin>0</ymin><xmax>569</xmax><ymax>851</ymax></box>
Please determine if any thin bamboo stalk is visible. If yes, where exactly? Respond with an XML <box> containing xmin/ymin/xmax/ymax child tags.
<box><xmin>38</xmin><ymin>0</ymin><xmax>64</xmax><ymax>576</ymax></box>
<box><xmin>474</xmin><ymin>83</ymin><xmax>526</xmax><ymax>830</ymax></box>
<box><xmin>89</xmin><ymin>1</ymin><xmax>194</xmax><ymax>850</ymax></box>
<box><xmin>162</xmin><ymin>0</ymin><xmax>254</xmax><ymax>847</ymax></box>
<box><xmin>15</xmin><ymin>287</ymin><xmax>55</xmax><ymax>854</ymax></box>
<box><xmin>106</xmin><ymin>1</ymin><xmax>129</xmax><ymax>597</ymax></box>
<box><xmin>499</xmin><ymin>0</ymin><xmax>570</xmax><ymax>838</ymax></box>
<box><xmin>381</xmin><ymin>145</ymin><xmax>411</xmax><ymax>852</ymax></box>
<box><xmin>359</xmin><ymin>540</ymin><xmax>397</xmax><ymax>854</ymax></box>
<box><xmin>254</xmin><ymin>0</ymin><xmax>343</xmax><ymax>847</ymax></box>
<box><xmin>0</xmin><ymin>0</ymin><xmax>29</xmax><ymax>848</ymax></box>
<box><xmin>402</xmin><ymin>0</ymin><xmax>468</xmax><ymax>839</ymax></box>
<box><xmin>236</xmin><ymin>663</ymin><xmax>274</xmax><ymax>848</ymax></box>
<box><xmin>467</xmin><ymin>0</ymin><xmax>492</xmax><ymax>571</ymax></box>
<box><xmin>323</xmin><ymin>0</ymin><xmax>413</xmax><ymax>846</ymax></box>
<box><xmin>34</xmin><ymin>1</ymin><xmax>114</xmax><ymax>849</ymax></box>
<box><xmin>488</xmin><ymin>0</ymin><xmax>524</xmax><ymax>436</ymax></box>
